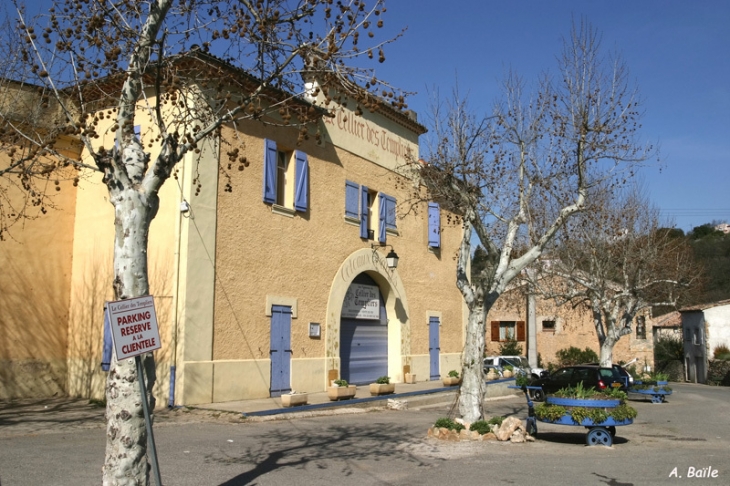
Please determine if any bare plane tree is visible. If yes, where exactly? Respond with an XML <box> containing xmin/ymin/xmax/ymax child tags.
<box><xmin>526</xmin><ymin>184</ymin><xmax>700</xmax><ymax>367</ymax></box>
<box><xmin>405</xmin><ymin>20</ymin><xmax>655</xmax><ymax>423</ymax></box>
<box><xmin>0</xmin><ymin>1</ymin><xmax>403</xmax><ymax>483</ymax></box>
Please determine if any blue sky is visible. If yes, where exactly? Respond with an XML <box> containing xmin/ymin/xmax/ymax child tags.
<box><xmin>15</xmin><ymin>1</ymin><xmax>728</xmax><ymax>231</ymax></box>
<box><xmin>373</xmin><ymin>0</ymin><xmax>730</xmax><ymax>232</ymax></box>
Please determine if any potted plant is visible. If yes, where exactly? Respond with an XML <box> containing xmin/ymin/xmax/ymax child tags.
<box><xmin>281</xmin><ymin>390</ymin><xmax>308</xmax><ymax>407</ymax></box>
<box><xmin>403</xmin><ymin>365</ymin><xmax>417</xmax><ymax>384</ymax></box>
<box><xmin>443</xmin><ymin>370</ymin><xmax>461</xmax><ymax>386</ymax></box>
<box><xmin>327</xmin><ymin>379</ymin><xmax>357</xmax><ymax>401</ymax></box>
<box><xmin>502</xmin><ymin>365</ymin><xmax>514</xmax><ymax>378</ymax></box>
<box><xmin>630</xmin><ymin>372</ymin><xmax>672</xmax><ymax>403</ymax></box>
<box><xmin>534</xmin><ymin>382</ymin><xmax>637</xmax><ymax>445</ymax></box>
<box><xmin>369</xmin><ymin>376</ymin><xmax>396</xmax><ymax>396</ymax></box>
<box><xmin>485</xmin><ymin>367</ymin><xmax>499</xmax><ymax>381</ymax></box>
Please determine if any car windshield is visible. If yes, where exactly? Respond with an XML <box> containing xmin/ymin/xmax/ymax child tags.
<box><xmin>504</xmin><ymin>357</ymin><xmax>529</xmax><ymax>368</ymax></box>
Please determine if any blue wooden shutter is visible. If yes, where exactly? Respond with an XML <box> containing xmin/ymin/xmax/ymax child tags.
<box><xmin>385</xmin><ymin>194</ymin><xmax>396</xmax><ymax>229</ymax></box>
<box><xmin>360</xmin><ymin>185</ymin><xmax>369</xmax><ymax>239</ymax></box>
<box><xmin>428</xmin><ymin>202</ymin><xmax>441</xmax><ymax>248</ymax></box>
<box><xmin>378</xmin><ymin>193</ymin><xmax>387</xmax><ymax>243</ymax></box>
<box><xmin>345</xmin><ymin>181</ymin><xmax>359</xmax><ymax>218</ymax></box>
<box><xmin>263</xmin><ymin>139</ymin><xmax>277</xmax><ymax>204</ymax></box>
<box><xmin>294</xmin><ymin>150</ymin><xmax>308</xmax><ymax>212</ymax></box>
<box><xmin>134</xmin><ymin>125</ymin><xmax>141</xmax><ymax>140</ymax></box>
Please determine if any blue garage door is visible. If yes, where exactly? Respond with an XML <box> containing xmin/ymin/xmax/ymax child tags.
<box><xmin>340</xmin><ymin>274</ymin><xmax>388</xmax><ymax>385</ymax></box>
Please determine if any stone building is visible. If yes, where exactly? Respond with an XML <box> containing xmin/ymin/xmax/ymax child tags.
<box><xmin>485</xmin><ymin>287</ymin><xmax>655</xmax><ymax>369</ymax></box>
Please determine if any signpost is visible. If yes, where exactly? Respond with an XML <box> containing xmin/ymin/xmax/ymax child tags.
<box><xmin>107</xmin><ymin>295</ymin><xmax>162</xmax><ymax>486</ymax></box>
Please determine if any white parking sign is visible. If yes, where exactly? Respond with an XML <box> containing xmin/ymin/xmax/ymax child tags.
<box><xmin>108</xmin><ymin>295</ymin><xmax>161</xmax><ymax>359</ymax></box>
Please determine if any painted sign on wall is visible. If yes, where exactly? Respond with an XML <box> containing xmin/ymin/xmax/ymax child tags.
<box><xmin>342</xmin><ymin>283</ymin><xmax>380</xmax><ymax>320</ymax></box>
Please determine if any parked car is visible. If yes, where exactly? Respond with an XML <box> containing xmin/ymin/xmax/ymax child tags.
<box><xmin>483</xmin><ymin>355</ymin><xmax>545</xmax><ymax>379</ymax></box>
<box><xmin>529</xmin><ymin>364</ymin><xmax>627</xmax><ymax>401</ymax></box>
<box><xmin>585</xmin><ymin>362</ymin><xmax>634</xmax><ymax>386</ymax></box>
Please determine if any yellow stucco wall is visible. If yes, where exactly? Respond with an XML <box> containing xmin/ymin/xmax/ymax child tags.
<box><xmin>187</xmin><ymin>105</ymin><xmax>465</xmax><ymax>404</ymax></box>
<box><xmin>65</xmin><ymin>108</ymin><xmax>184</xmax><ymax>404</ymax></box>
<box><xmin>0</xmin><ymin>155</ymin><xmax>77</xmax><ymax>399</ymax></box>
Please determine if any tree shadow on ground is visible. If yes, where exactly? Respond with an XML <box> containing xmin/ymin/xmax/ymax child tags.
<box><xmin>0</xmin><ymin>397</ymin><xmax>106</xmax><ymax>435</ymax></box>
<box><xmin>211</xmin><ymin>420</ymin><xmax>431</xmax><ymax>485</ymax></box>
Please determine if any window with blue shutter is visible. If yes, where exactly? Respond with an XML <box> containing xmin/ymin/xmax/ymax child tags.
<box><xmin>360</xmin><ymin>185</ymin><xmax>369</xmax><ymax>239</ymax></box>
<box><xmin>294</xmin><ymin>150</ymin><xmax>309</xmax><ymax>212</ymax></box>
<box><xmin>263</xmin><ymin>139</ymin><xmax>278</xmax><ymax>204</ymax></box>
<box><xmin>384</xmin><ymin>194</ymin><xmax>396</xmax><ymax>229</ymax></box>
<box><xmin>345</xmin><ymin>180</ymin><xmax>360</xmax><ymax>219</ymax></box>
<box><xmin>378</xmin><ymin>193</ymin><xmax>387</xmax><ymax>243</ymax></box>
<box><xmin>428</xmin><ymin>202</ymin><xmax>441</xmax><ymax>248</ymax></box>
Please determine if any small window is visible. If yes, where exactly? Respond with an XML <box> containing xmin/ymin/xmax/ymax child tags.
<box><xmin>500</xmin><ymin>322</ymin><xmax>515</xmax><ymax>341</ymax></box>
<box><xmin>542</xmin><ymin>320</ymin><xmax>556</xmax><ymax>332</ymax></box>
<box><xmin>428</xmin><ymin>202</ymin><xmax>440</xmax><ymax>248</ymax></box>
<box><xmin>693</xmin><ymin>328</ymin><xmax>702</xmax><ymax>345</ymax></box>
<box><xmin>344</xmin><ymin>180</ymin><xmax>395</xmax><ymax>242</ymax></box>
<box><xmin>276</xmin><ymin>150</ymin><xmax>292</xmax><ymax>206</ymax></box>
<box><xmin>263</xmin><ymin>139</ymin><xmax>308</xmax><ymax>212</ymax></box>
<box><xmin>636</xmin><ymin>316</ymin><xmax>646</xmax><ymax>340</ymax></box>
<box><xmin>490</xmin><ymin>320</ymin><xmax>526</xmax><ymax>342</ymax></box>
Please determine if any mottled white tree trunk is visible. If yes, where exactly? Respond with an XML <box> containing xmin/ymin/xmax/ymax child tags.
<box><xmin>102</xmin><ymin>187</ymin><xmax>158</xmax><ymax>486</ymax></box>
<box><xmin>458</xmin><ymin>306</ymin><xmax>488</xmax><ymax>423</ymax></box>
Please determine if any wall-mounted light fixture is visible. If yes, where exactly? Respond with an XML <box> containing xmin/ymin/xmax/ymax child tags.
<box><xmin>371</xmin><ymin>244</ymin><xmax>399</xmax><ymax>269</ymax></box>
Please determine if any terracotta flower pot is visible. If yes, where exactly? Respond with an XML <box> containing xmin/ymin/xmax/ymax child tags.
<box><xmin>369</xmin><ymin>383</ymin><xmax>395</xmax><ymax>396</ymax></box>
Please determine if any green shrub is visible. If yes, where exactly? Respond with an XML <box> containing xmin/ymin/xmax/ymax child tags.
<box><xmin>448</xmin><ymin>370</ymin><xmax>459</xmax><ymax>378</ymax></box>
<box><xmin>499</xmin><ymin>338</ymin><xmax>523</xmax><ymax>356</ymax></box>
<box><xmin>654</xmin><ymin>336</ymin><xmax>684</xmax><ymax>362</ymax></box>
<box><xmin>469</xmin><ymin>420</ymin><xmax>492</xmax><ymax>435</ymax></box>
<box><xmin>515</xmin><ymin>373</ymin><xmax>530</xmax><ymax>386</ymax></box>
<box><xmin>487</xmin><ymin>416</ymin><xmax>504</xmax><ymax>426</ymax></box>
<box><xmin>333</xmin><ymin>379</ymin><xmax>348</xmax><ymax>387</ymax></box>
<box><xmin>375</xmin><ymin>376</ymin><xmax>390</xmax><ymax>384</ymax></box>
<box><xmin>434</xmin><ymin>417</ymin><xmax>465</xmax><ymax>432</ymax></box>
<box><xmin>555</xmin><ymin>346</ymin><xmax>599</xmax><ymax>366</ymax></box>
<box><xmin>713</xmin><ymin>344</ymin><xmax>730</xmax><ymax>360</ymax></box>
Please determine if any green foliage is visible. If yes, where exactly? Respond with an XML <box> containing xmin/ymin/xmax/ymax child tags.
<box><xmin>487</xmin><ymin>416</ymin><xmax>504</xmax><ymax>426</ymax></box>
<box><xmin>654</xmin><ymin>336</ymin><xmax>684</xmax><ymax>362</ymax></box>
<box><xmin>535</xmin><ymin>401</ymin><xmax>637</xmax><ymax>424</ymax></box>
<box><xmin>554</xmin><ymin>381</ymin><xmax>597</xmax><ymax>399</ymax></box>
<box><xmin>706</xmin><ymin>359</ymin><xmax>730</xmax><ymax>386</ymax></box>
<box><xmin>469</xmin><ymin>420</ymin><xmax>492</xmax><ymax>435</ymax></box>
<box><xmin>448</xmin><ymin>370</ymin><xmax>459</xmax><ymax>378</ymax></box>
<box><xmin>602</xmin><ymin>388</ymin><xmax>628</xmax><ymax>400</ymax></box>
<box><xmin>470</xmin><ymin>245</ymin><xmax>490</xmax><ymax>283</ymax></box>
<box><xmin>375</xmin><ymin>376</ymin><xmax>390</xmax><ymax>384</ymax></box>
<box><xmin>333</xmin><ymin>379</ymin><xmax>349</xmax><ymax>387</ymax></box>
<box><xmin>434</xmin><ymin>417</ymin><xmax>465</xmax><ymax>432</ymax></box>
<box><xmin>515</xmin><ymin>373</ymin><xmax>530</xmax><ymax>386</ymax></box>
<box><xmin>650</xmin><ymin>371</ymin><xmax>669</xmax><ymax>382</ymax></box>
<box><xmin>714</xmin><ymin>344</ymin><xmax>730</xmax><ymax>359</ymax></box>
<box><xmin>687</xmin><ymin>226</ymin><xmax>730</xmax><ymax>305</ymax></box>
<box><xmin>610</xmin><ymin>403</ymin><xmax>638</xmax><ymax>421</ymax></box>
<box><xmin>690</xmin><ymin>224</ymin><xmax>724</xmax><ymax>240</ymax></box>
<box><xmin>499</xmin><ymin>338</ymin><xmax>523</xmax><ymax>356</ymax></box>
<box><xmin>534</xmin><ymin>403</ymin><xmax>568</xmax><ymax>422</ymax></box>
<box><xmin>537</xmin><ymin>353</ymin><xmax>543</xmax><ymax>368</ymax></box>
<box><xmin>555</xmin><ymin>346</ymin><xmax>599</xmax><ymax>366</ymax></box>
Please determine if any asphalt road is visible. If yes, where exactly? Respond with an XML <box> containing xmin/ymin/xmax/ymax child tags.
<box><xmin>1</xmin><ymin>383</ymin><xmax>728</xmax><ymax>486</ymax></box>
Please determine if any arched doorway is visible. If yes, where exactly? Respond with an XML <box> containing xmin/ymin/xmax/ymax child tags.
<box><xmin>340</xmin><ymin>273</ymin><xmax>388</xmax><ymax>384</ymax></box>
<box><xmin>325</xmin><ymin>249</ymin><xmax>410</xmax><ymax>388</ymax></box>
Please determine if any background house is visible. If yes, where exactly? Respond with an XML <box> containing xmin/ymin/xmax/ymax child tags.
<box><xmin>681</xmin><ymin>300</ymin><xmax>730</xmax><ymax>383</ymax></box>
<box><xmin>485</xmin><ymin>288</ymin><xmax>655</xmax><ymax>369</ymax></box>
